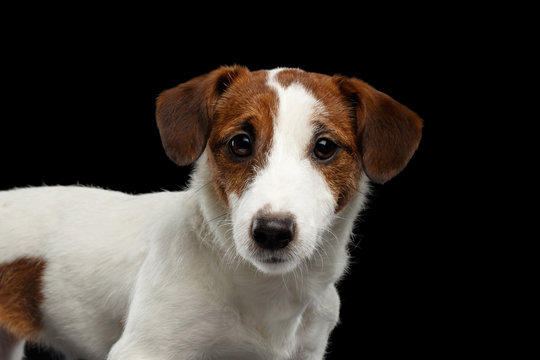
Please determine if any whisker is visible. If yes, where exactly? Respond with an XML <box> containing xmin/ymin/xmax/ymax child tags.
<box><xmin>206</xmin><ymin>213</ymin><xmax>228</xmax><ymax>223</ymax></box>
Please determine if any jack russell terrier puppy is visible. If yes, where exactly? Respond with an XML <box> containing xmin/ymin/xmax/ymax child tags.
<box><xmin>0</xmin><ymin>66</ymin><xmax>422</xmax><ymax>360</ymax></box>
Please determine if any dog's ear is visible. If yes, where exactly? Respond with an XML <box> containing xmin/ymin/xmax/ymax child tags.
<box><xmin>335</xmin><ymin>76</ymin><xmax>423</xmax><ymax>184</ymax></box>
<box><xmin>156</xmin><ymin>65</ymin><xmax>249</xmax><ymax>166</ymax></box>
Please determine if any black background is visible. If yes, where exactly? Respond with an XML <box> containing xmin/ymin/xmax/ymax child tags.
<box><xmin>1</xmin><ymin>7</ymin><xmax>496</xmax><ymax>360</ymax></box>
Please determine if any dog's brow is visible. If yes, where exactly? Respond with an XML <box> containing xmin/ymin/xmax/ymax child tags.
<box><xmin>312</xmin><ymin>120</ymin><xmax>341</xmax><ymax>140</ymax></box>
<box><xmin>312</xmin><ymin>120</ymin><xmax>354</xmax><ymax>153</ymax></box>
<box><xmin>312</xmin><ymin>120</ymin><xmax>329</xmax><ymax>136</ymax></box>
<box><xmin>215</xmin><ymin>119</ymin><xmax>256</xmax><ymax>148</ymax></box>
<box><xmin>239</xmin><ymin>120</ymin><xmax>255</xmax><ymax>136</ymax></box>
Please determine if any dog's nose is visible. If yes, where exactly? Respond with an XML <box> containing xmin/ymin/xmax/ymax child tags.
<box><xmin>251</xmin><ymin>215</ymin><xmax>295</xmax><ymax>250</ymax></box>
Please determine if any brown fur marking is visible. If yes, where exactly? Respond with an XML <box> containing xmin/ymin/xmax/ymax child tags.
<box><xmin>334</xmin><ymin>75</ymin><xmax>423</xmax><ymax>184</ymax></box>
<box><xmin>156</xmin><ymin>65</ymin><xmax>250</xmax><ymax>166</ymax></box>
<box><xmin>276</xmin><ymin>69</ymin><xmax>363</xmax><ymax>211</ymax></box>
<box><xmin>157</xmin><ymin>66</ymin><xmax>422</xmax><ymax>211</ymax></box>
<box><xmin>0</xmin><ymin>257</ymin><xmax>46</xmax><ymax>339</ymax></box>
<box><xmin>207</xmin><ymin>70</ymin><xmax>278</xmax><ymax>206</ymax></box>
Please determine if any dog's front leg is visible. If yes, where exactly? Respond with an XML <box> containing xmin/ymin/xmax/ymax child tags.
<box><xmin>107</xmin><ymin>282</ymin><xmax>211</xmax><ymax>359</ymax></box>
<box><xmin>296</xmin><ymin>285</ymin><xmax>341</xmax><ymax>360</ymax></box>
<box><xmin>107</xmin><ymin>243</ymin><xmax>220</xmax><ymax>360</ymax></box>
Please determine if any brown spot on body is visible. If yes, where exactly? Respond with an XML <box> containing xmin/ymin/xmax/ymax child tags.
<box><xmin>0</xmin><ymin>257</ymin><xmax>46</xmax><ymax>339</ymax></box>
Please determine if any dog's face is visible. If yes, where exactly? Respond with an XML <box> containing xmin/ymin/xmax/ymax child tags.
<box><xmin>156</xmin><ymin>66</ymin><xmax>422</xmax><ymax>274</ymax></box>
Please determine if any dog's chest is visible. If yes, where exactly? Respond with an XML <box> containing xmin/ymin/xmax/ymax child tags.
<box><xmin>202</xmin><ymin>274</ymin><xmax>310</xmax><ymax>359</ymax></box>
<box><xmin>204</xmin><ymin>312</ymin><xmax>304</xmax><ymax>360</ymax></box>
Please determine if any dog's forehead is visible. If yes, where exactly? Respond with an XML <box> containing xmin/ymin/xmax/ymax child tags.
<box><xmin>215</xmin><ymin>67</ymin><xmax>350</xmax><ymax>141</ymax></box>
<box><xmin>261</xmin><ymin>68</ymin><xmax>355</xmax><ymax>146</ymax></box>
<box><xmin>225</xmin><ymin>68</ymin><xmax>347</xmax><ymax>118</ymax></box>
<box><xmin>268</xmin><ymin>68</ymin><xmax>331</xmax><ymax>90</ymax></box>
<box><xmin>261</xmin><ymin>68</ymin><xmax>344</xmax><ymax>107</ymax></box>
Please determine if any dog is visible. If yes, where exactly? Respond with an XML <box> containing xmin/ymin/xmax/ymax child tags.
<box><xmin>0</xmin><ymin>66</ymin><xmax>422</xmax><ymax>360</ymax></box>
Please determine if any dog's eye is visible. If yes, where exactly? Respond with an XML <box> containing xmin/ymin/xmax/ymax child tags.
<box><xmin>313</xmin><ymin>138</ymin><xmax>338</xmax><ymax>161</ymax></box>
<box><xmin>229</xmin><ymin>134</ymin><xmax>253</xmax><ymax>158</ymax></box>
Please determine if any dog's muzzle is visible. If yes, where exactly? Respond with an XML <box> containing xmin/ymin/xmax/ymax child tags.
<box><xmin>251</xmin><ymin>214</ymin><xmax>296</xmax><ymax>250</ymax></box>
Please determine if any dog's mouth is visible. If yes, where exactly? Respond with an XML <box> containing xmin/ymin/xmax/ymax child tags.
<box><xmin>248</xmin><ymin>248</ymin><xmax>305</xmax><ymax>274</ymax></box>
<box><xmin>260</xmin><ymin>256</ymin><xmax>287</xmax><ymax>264</ymax></box>
<box><xmin>253</xmin><ymin>247</ymin><xmax>292</xmax><ymax>264</ymax></box>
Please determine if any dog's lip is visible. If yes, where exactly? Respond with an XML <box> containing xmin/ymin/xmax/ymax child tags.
<box><xmin>260</xmin><ymin>256</ymin><xmax>287</xmax><ymax>264</ymax></box>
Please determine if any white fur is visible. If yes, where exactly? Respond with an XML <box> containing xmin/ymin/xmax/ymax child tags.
<box><xmin>0</xmin><ymin>68</ymin><xmax>370</xmax><ymax>360</ymax></box>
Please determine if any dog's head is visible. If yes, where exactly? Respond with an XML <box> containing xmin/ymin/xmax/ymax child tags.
<box><xmin>156</xmin><ymin>66</ymin><xmax>422</xmax><ymax>274</ymax></box>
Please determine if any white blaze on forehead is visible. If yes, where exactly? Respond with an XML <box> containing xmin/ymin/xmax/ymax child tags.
<box><xmin>266</xmin><ymin>68</ymin><xmax>326</xmax><ymax>159</ymax></box>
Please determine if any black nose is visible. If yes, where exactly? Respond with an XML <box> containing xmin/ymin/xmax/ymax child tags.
<box><xmin>251</xmin><ymin>215</ymin><xmax>295</xmax><ymax>250</ymax></box>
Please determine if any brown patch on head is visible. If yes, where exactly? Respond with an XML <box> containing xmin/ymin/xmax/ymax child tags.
<box><xmin>276</xmin><ymin>69</ymin><xmax>363</xmax><ymax>211</ymax></box>
<box><xmin>156</xmin><ymin>65</ymin><xmax>250</xmax><ymax>166</ymax></box>
<box><xmin>156</xmin><ymin>66</ymin><xmax>279</xmax><ymax>208</ymax></box>
<box><xmin>273</xmin><ymin>68</ymin><xmax>422</xmax><ymax>210</ymax></box>
<box><xmin>0</xmin><ymin>257</ymin><xmax>46</xmax><ymax>339</ymax></box>
<box><xmin>206</xmin><ymin>70</ymin><xmax>278</xmax><ymax>206</ymax></box>
<box><xmin>310</xmin><ymin>122</ymin><xmax>363</xmax><ymax>212</ymax></box>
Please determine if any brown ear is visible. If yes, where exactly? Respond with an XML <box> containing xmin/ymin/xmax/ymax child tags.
<box><xmin>335</xmin><ymin>76</ymin><xmax>423</xmax><ymax>184</ymax></box>
<box><xmin>156</xmin><ymin>65</ymin><xmax>249</xmax><ymax>166</ymax></box>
